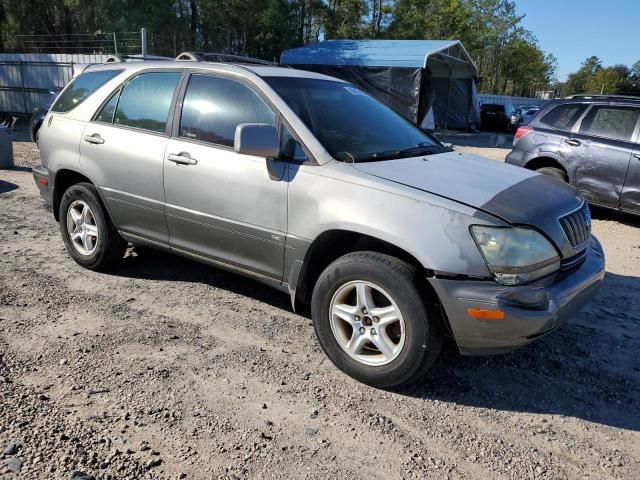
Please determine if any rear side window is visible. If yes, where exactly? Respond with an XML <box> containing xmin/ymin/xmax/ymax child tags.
<box><xmin>540</xmin><ymin>103</ymin><xmax>587</xmax><ymax>131</ymax></box>
<box><xmin>179</xmin><ymin>74</ymin><xmax>275</xmax><ymax>147</ymax></box>
<box><xmin>94</xmin><ymin>90</ymin><xmax>119</xmax><ymax>123</ymax></box>
<box><xmin>51</xmin><ymin>70</ymin><xmax>122</xmax><ymax>113</ymax></box>
<box><xmin>114</xmin><ymin>72</ymin><xmax>182</xmax><ymax>133</ymax></box>
<box><xmin>578</xmin><ymin>106</ymin><xmax>640</xmax><ymax>142</ymax></box>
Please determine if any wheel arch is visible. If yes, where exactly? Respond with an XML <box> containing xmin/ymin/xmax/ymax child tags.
<box><xmin>523</xmin><ymin>155</ymin><xmax>569</xmax><ymax>178</ymax></box>
<box><xmin>52</xmin><ymin>168</ymin><xmax>99</xmax><ymax>221</ymax></box>
<box><xmin>291</xmin><ymin>229</ymin><xmax>440</xmax><ymax>315</ymax></box>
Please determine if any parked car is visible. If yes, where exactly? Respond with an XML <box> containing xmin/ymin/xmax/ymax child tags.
<box><xmin>481</xmin><ymin>103</ymin><xmax>515</xmax><ymax>131</ymax></box>
<box><xmin>33</xmin><ymin>58</ymin><xmax>604</xmax><ymax>387</ymax></box>
<box><xmin>506</xmin><ymin>95</ymin><xmax>640</xmax><ymax>215</ymax></box>
<box><xmin>511</xmin><ymin>106</ymin><xmax>540</xmax><ymax>128</ymax></box>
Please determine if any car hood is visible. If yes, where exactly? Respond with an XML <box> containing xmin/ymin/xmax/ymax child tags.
<box><xmin>352</xmin><ymin>151</ymin><xmax>583</xmax><ymax>226</ymax></box>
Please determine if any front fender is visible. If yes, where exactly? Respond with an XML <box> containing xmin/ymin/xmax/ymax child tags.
<box><xmin>287</xmin><ymin>162</ymin><xmax>501</xmax><ymax>279</ymax></box>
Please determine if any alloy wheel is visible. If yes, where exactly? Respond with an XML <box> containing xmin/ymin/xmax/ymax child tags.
<box><xmin>329</xmin><ymin>280</ymin><xmax>406</xmax><ymax>366</ymax></box>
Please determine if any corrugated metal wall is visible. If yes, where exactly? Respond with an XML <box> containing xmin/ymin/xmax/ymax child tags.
<box><xmin>0</xmin><ymin>53</ymin><xmax>110</xmax><ymax>114</ymax></box>
<box><xmin>478</xmin><ymin>94</ymin><xmax>546</xmax><ymax>109</ymax></box>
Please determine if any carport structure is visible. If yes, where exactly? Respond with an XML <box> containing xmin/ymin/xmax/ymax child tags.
<box><xmin>280</xmin><ymin>39</ymin><xmax>479</xmax><ymax>130</ymax></box>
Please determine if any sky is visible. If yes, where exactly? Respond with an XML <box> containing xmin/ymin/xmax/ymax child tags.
<box><xmin>515</xmin><ymin>0</ymin><xmax>639</xmax><ymax>81</ymax></box>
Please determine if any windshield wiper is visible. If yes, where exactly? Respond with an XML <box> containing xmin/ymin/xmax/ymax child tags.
<box><xmin>350</xmin><ymin>143</ymin><xmax>452</xmax><ymax>163</ymax></box>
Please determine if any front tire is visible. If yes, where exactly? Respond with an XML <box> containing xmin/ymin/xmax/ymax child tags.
<box><xmin>311</xmin><ymin>252</ymin><xmax>442</xmax><ymax>388</ymax></box>
<box><xmin>536</xmin><ymin>166</ymin><xmax>567</xmax><ymax>182</ymax></box>
<box><xmin>59</xmin><ymin>182</ymin><xmax>126</xmax><ymax>271</ymax></box>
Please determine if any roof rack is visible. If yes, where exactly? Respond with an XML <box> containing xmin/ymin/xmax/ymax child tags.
<box><xmin>564</xmin><ymin>94</ymin><xmax>640</xmax><ymax>101</ymax></box>
<box><xmin>174</xmin><ymin>51</ymin><xmax>278</xmax><ymax>66</ymax></box>
<box><xmin>105</xmin><ymin>54</ymin><xmax>125</xmax><ymax>63</ymax></box>
<box><xmin>103</xmin><ymin>54</ymin><xmax>172</xmax><ymax>64</ymax></box>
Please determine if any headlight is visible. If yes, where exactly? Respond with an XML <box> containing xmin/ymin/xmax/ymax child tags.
<box><xmin>471</xmin><ymin>226</ymin><xmax>560</xmax><ymax>285</ymax></box>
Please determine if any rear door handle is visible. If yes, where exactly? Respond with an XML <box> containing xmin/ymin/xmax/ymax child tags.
<box><xmin>83</xmin><ymin>134</ymin><xmax>104</xmax><ymax>145</ymax></box>
<box><xmin>167</xmin><ymin>152</ymin><xmax>197</xmax><ymax>165</ymax></box>
<box><xmin>564</xmin><ymin>138</ymin><xmax>581</xmax><ymax>147</ymax></box>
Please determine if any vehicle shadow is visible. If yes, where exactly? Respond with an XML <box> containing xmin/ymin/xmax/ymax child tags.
<box><xmin>0</xmin><ymin>179</ymin><xmax>19</xmax><ymax>194</ymax></box>
<box><xmin>400</xmin><ymin>271</ymin><xmax>640</xmax><ymax>432</ymax></box>
<box><xmin>107</xmin><ymin>247</ymin><xmax>294</xmax><ymax>312</ymax></box>
<box><xmin>590</xmin><ymin>205</ymin><xmax>640</xmax><ymax>228</ymax></box>
<box><xmin>109</xmin><ymin>247</ymin><xmax>640</xmax><ymax>431</ymax></box>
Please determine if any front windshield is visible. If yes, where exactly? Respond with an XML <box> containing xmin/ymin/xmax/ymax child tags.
<box><xmin>264</xmin><ymin>77</ymin><xmax>445</xmax><ymax>162</ymax></box>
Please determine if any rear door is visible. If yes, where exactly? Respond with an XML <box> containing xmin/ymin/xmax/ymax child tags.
<box><xmin>163</xmin><ymin>72</ymin><xmax>288</xmax><ymax>281</ymax></box>
<box><xmin>79</xmin><ymin>70</ymin><xmax>183</xmax><ymax>244</ymax></box>
<box><xmin>532</xmin><ymin>103</ymin><xmax>589</xmax><ymax>165</ymax></box>
<box><xmin>572</xmin><ymin>105</ymin><xmax>639</xmax><ymax>208</ymax></box>
<box><xmin>620</xmin><ymin>112</ymin><xmax>640</xmax><ymax>213</ymax></box>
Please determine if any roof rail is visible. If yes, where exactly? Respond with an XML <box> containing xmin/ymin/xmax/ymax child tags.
<box><xmin>103</xmin><ymin>54</ymin><xmax>172</xmax><ymax>64</ymax></box>
<box><xmin>564</xmin><ymin>94</ymin><xmax>640</xmax><ymax>101</ymax></box>
<box><xmin>175</xmin><ymin>51</ymin><xmax>202</xmax><ymax>62</ymax></box>
<box><xmin>105</xmin><ymin>54</ymin><xmax>125</xmax><ymax>63</ymax></box>
<box><xmin>174</xmin><ymin>51</ymin><xmax>278</xmax><ymax>66</ymax></box>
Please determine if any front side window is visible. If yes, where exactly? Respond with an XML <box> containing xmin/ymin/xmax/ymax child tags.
<box><xmin>114</xmin><ymin>72</ymin><xmax>182</xmax><ymax>133</ymax></box>
<box><xmin>264</xmin><ymin>77</ymin><xmax>443</xmax><ymax>162</ymax></box>
<box><xmin>579</xmin><ymin>106</ymin><xmax>640</xmax><ymax>142</ymax></box>
<box><xmin>180</xmin><ymin>74</ymin><xmax>275</xmax><ymax>147</ymax></box>
<box><xmin>540</xmin><ymin>103</ymin><xmax>588</xmax><ymax>131</ymax></box>
<box><xmin>51</xmin><ymin>69</ymin><xmax>122</xmax><ymax>113</ymax></box>
<box><xmin>280</xmin><ymin>125</ymin><xmax>308</xmax><ymax>161</ymax></box>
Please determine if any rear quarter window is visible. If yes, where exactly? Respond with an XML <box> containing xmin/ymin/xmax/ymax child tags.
<box><xmin>51</xmin><ymin>69</ymin><xmax>123</xmax><ymax>113</ymax></box>
<box><xmin>540</xmin><ymin>103</ymin><xmax>587</xmax><ymax>131</ymax></box>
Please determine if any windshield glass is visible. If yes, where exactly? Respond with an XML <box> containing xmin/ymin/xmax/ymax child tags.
<box><xmin>264</xmin><ymin>77</ymin><xmax>444</xmax><ymax>162</ymax></box>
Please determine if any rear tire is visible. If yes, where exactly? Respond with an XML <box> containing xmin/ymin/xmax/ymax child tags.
<box><xmin>59</xmin><ymin>182</ymin><xmax>126</xmax><ymax>271</ymax></box>
<box><xmin>311</xmin><ymin>252</ymin><xmax>442</xmax><ymax>388</ymax></box>
<box><xmin>536</xmin><ymin>166</ymin><xmax>567</xmax><ymax>182</ymax></box>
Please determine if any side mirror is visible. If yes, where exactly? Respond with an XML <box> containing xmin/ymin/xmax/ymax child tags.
<box><xmin>234</xmin><ymin>123</ymin><xmax>280</xmax><ymax>158</ymax></box>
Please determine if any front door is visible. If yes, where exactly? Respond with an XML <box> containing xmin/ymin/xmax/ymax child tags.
<box><xmin>79</xmin><ymin>70</ymin><xmax>183</xmax><ymax>244</ymax></box>
<box><xmin>572</xmin><ymin>105</ymin><xmax>639</xmax><ymax>209</ymax></box>
<box><xmin>163</xmin><ymin>73</ymin><xmax>287</xmax><ymax>281</ymax></box>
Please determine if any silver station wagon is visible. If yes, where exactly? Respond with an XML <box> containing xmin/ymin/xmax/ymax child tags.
<box><xmin>32</xmin><ymin>54</ymin><xmax>605</xmax><ymax>387</ymax></box>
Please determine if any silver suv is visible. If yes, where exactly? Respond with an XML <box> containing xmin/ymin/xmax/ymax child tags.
<box><xmin>33</xmin><ymin>56</ymin><xmax>605</xmax><ymax>387</ymax></box>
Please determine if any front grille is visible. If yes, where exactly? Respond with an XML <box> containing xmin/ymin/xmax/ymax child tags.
<box><xmin>559</xmin><ymin>203</ymin><xmax>591</xmax><ymax>248</ymax></box>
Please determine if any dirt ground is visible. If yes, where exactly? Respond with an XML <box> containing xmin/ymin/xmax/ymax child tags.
<box><xmin>1</xmin><ymin>142</ymin><xmax>639</xmax><ymax>480</ymax></box>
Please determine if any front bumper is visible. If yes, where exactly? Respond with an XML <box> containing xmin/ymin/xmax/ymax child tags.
<box><xmin>32</xmin><ymin>165</ymin><xmax>53</xmax><ymax>204</ymax></box>
<box><xmin>429</xmin><ymin>236</ymin><xmax>605</xmax><ymax>355</ymax></box>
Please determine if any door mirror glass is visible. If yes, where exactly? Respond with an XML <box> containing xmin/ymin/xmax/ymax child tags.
<box><xmin>234</xmin><ymin>123</ymin><xmax>279</xmax><ymax>158</ymax></box>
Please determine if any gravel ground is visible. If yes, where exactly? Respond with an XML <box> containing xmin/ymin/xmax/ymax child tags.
<box><xmin>1</xmin><ymin>143</ymin><xmax>639</xmax><ymax>479</ymax></box>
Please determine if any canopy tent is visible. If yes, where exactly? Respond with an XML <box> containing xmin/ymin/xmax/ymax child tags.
<box><xmin>280</xmin><ymin>39</ymin><xmax>479</xmax><ymax>130</ymax></box>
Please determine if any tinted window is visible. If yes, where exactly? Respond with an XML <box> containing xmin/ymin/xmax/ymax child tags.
<box><xmin>180</xmin><ymin>75</ymin><xmax>275</xmax><ymax>147</ymax></box>
<box><xmin>114</xmin><ymin>72</ymin><xmax>181</xmax><ymax>133</ymax></box>
<box><xmin>264</xmin><ymin>77</ymin><xmax>440</xmax><ymax>161</ymax></box>
<box><xmin>94</xmin><ymin>90</ymin><xmax>120</xmax><ymax>123</ymax></box>
<box><xmin>540</xmin><ymin>103</ymin><xmax>587</xmax><ymax>130</ymax></box>
<box><xmin>280</xmin><ymin>125</ymin><xmax>307</xmax><ymax>161</ymax></box>
<box><xmin>579</xmin><ymin>106</ymin><xmax>640</xmax><ymax>141</ymax></box>
<box><xmin>51</xmin><ymin>70</ymin><xmax>122</xmax><ymax>113</ymax></box>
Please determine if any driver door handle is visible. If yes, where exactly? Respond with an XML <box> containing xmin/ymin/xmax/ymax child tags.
<box><xmin>83</xmin><ymin>133</ymin><xmax>104</xmax><ymax>145</ymax></box>
<box><xmin>564</xmin><ymin>138</ymin><xmax>581</xmax><ymax>147</ymax></box>
<box><xmin>633</xmin><ymin>153</ymin><xmax>640</xmax><ymax>160</ymax></box>
<box><xmin>167</xmin><ymin>152</ymin><xmax>197</xmax><ymax>165</ymax></box>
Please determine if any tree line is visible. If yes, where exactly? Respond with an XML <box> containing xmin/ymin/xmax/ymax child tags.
<box><xmin>560</xmin><ymin>56</ymin><xmax>640</xmax><ymax>97</ymax></box>
<box><xmin>1</xmin><ymin>0</ymin><xmax>558</xmax><ymax>96</ymax></box>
